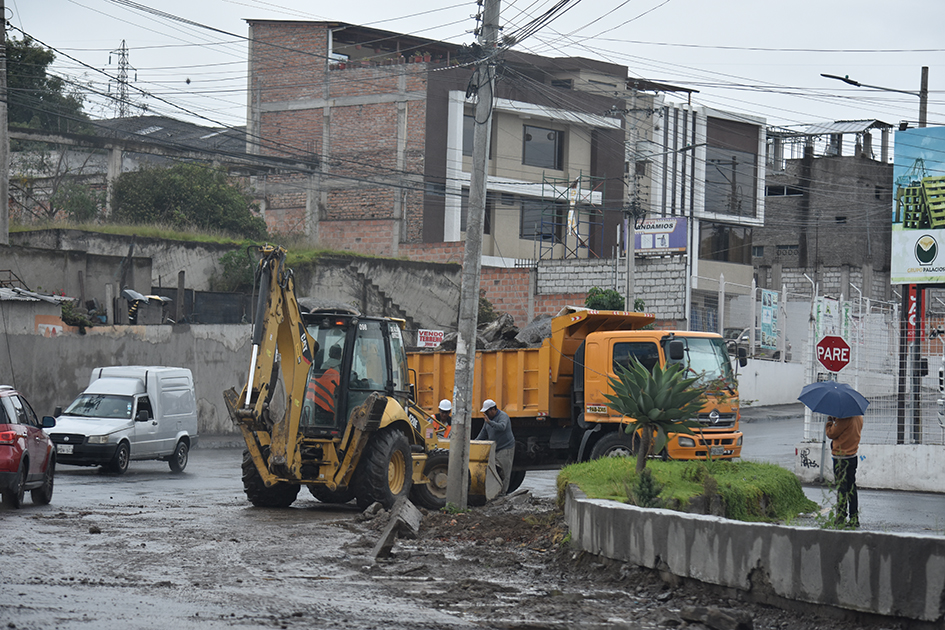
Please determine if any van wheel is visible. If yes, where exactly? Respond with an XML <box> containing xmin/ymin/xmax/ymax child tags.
<box><xmin>2</xmin><ymin>459</ymin><xmax>26</xmax><ymax>508</ymax></box>
<box><xmin>241</xmin><ymin>449</ymin><xmax>300</xmax><ymax>508</ymax></box>
<box><xmin>107</xmin><ymin>442</ymin><xmax>130</xmax><ymax>475</ymax></box>
<box><xmin>169</xmin><ymin>440</ymin><xmax>189</xmax><ymax>473</ymax></box>
<box><xmin>353</xmin><ymin>429</ymin><xmax>412</xmax><ymax>510</ymax></box>
<box><xmin>409</xmin><ymin>449</ymin><xmax>449</xmax><ymax>510</ymax></box>
<box><xmin>31</xmin><ymin>455</ymin><xmax>55</xmax><ymax>505</ymax></box>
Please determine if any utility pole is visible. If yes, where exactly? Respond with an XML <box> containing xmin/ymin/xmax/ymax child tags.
<box><xmin>624</xmin><ymin>88</ymin><xmax>636</xmax><ymax>311</ymax></box>
<box><xmin>447</xmin><ymin>0</ymin><xmax>500</xmax><ymax>508</ymax></box>
<box><xmin>0</xmin><ymin>0</ymin><xmax>8</xmax><ymax>245</ymax></box>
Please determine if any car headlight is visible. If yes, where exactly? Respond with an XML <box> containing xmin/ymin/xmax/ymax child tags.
<box><xmin>736</xmin><ymin>436</ymin><xmax>743</xmax><ymax>446</ymax></box>
<box><xmin>677</xmin><ymin>436</ymin><xmax>696</xmax><ymax>448</ymax></box>
<box><xmin>87</xmin><ymin>435</ymin><xmax>110</xmax><ymax>444</ymax></box>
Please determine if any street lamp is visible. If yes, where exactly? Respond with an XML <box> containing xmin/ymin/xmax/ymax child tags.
<box><xmin>821</xmin><ymin>66</ymin><xmax>928</xmax><ymax>127</ymax></box>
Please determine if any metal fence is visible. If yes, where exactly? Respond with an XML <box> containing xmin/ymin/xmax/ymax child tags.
<box><xmin>690</xmin><ymin>273</ymin><xmax>944</xmax><ymax>446</ymax></box>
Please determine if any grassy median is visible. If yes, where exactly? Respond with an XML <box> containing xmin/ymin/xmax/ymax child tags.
<box><xmin>557</xmin><ymin>457</ymin><xmax>818</xmax><ymax>523</ymax></box>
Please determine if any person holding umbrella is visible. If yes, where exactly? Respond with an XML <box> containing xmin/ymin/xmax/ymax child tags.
<box><xmin>825</xmin><ymin>414</ymin><xmax>863</xmax><ymax>527</ymax></box>
<box><xmin>798</xmin><ymin>380</ymin><xmax>869</xmax><ymax>528</ymax></box>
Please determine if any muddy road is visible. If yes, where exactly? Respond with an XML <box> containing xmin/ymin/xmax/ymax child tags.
<box><xmin>2</xmin><ymin>449</ymin><xmax>883</xmax><ymax>629</ymax></box>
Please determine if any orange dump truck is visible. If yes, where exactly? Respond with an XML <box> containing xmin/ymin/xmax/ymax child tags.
<box><xmin>408</xmin><ymin>309</ymin><xmax>743</xmax><ymax>488</ymax></box>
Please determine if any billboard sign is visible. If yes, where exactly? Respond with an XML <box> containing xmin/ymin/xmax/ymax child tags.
<box><xmin>891</xmin><ymin>126</ymin><xmax>945</xmax><ymax>283</ymax></box>
<box><xmin>634</xmin><ymin>217</ymin><xmax>687</xmax><ymax>255</ymax></box>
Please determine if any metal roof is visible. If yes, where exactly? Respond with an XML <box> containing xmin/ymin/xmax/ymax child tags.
<box><xmin>803</xmin><ymin>119</ymin><xmax>893</xmax><ymax>136</ymax></box>
<box><xmin>0</xmin><ymin>288</ymin><xmax>74</xmax><ymax>303</ymax></box>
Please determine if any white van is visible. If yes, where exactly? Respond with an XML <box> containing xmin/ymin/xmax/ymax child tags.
<box><xmin>50</xmin><ymin>366</ymin><xmax>199</xmax><ymax>474</ymax></box>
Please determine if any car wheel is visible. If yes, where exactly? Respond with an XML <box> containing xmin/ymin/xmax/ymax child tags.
<box><xmin>168</xmin><ymin>440</ymin><xmax>189</xmax><ymax>473</ymax></box>
<box><xmin>2</xmin><ymin>459</ymin><xmax>27</xmax><ymax>508</ymax></box>
<box><xmin>31</xmin><ymin>455</ymin><xmax>55</xmax><ymax>505</ymax></box>
<box><xmin>107</xmin><ymin>442</ymin><xmax>130</xmax><ymax>475</ymax></box>
<box><xmin>352</xmin><ymin>429</ymin><xmax>412</xmax><ymax>510</ymax></box>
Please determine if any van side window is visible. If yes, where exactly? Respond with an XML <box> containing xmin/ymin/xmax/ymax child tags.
<box><xmin>613</xmin><ymin>342</ymin><xmax>660</xmax><ymax>373</ymax></box>
<box><xmin>137</xmin><ymin>396</ymin><xmax>153</xmax><ymax>420</ymax></box>
<box><xmin>160</xmin><ymin>389</ymin><xmax>196</xmax><ymax>416</ymax></box>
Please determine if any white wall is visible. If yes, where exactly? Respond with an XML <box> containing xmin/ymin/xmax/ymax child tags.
<box><xmin>736</xmin><ymin>358</ymin><xmax>806</xmax><ymax>406</ymax></box>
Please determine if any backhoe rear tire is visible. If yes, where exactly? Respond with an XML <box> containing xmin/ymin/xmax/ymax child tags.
<box><xmin>309</xmin><ymin>485</ymin><xmax>355</xmax><ymax>504</ymax></box>
<box><xmin>241</xmin><ymin>449</ymin><xmax>300</xmax><ymax>508</ymax></box>
<box><xmin>409</xmin><ymin>449</ymin><xmax>449</xmax><ymax>510</ymax></box>
<box><xmin>353</xmin><ymin>429</ymin><xmax>412</xmax><ymax>510</ymax></box>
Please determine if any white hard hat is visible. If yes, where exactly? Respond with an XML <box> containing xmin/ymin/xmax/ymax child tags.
<box><xmin>438</xmin><ymin>399</ymin><xmax>452</xmax><ymax>412</ymax></box>
<box><xmin>480</xmin><ymin>398</ymin><xmax>497</xmax><ymax>413</ymax></box>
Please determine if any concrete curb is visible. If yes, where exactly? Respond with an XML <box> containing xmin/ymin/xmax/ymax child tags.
<box><xmin>564</xmin><ymin>484</ymin><xmax>945</xmax><ymax>623</ymax></box>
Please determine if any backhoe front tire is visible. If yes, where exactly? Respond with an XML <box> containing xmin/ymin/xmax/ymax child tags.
<box><xmin>241</xmin><ymin>449</ymin><xmax>300</xmax><ymax>508</ymax></box>
<box><xmin>353</xmin><ymin>429</ymin><xmax>412</xmax><ymax>510</ymax></box>
<box><xmin>409</xmin><ymin>449</ymin><xmax>449</xmax><ymax>510</ymax></box>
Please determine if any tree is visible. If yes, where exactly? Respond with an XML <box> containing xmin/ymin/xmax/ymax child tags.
<box><xmin>7</xmin><ymin>35</ymin><xmax>91</xmax><ymax>134</ymax></box>
<box><xmin>604</xmin><ymin>358</ymin><xmax>707</xmax><ymax>473</ymax></box>
<box><xmin>585</xmin><ymin>287</ymin><xmax>624</xmax><ymax>310</ymax></box>
<box><xmin>110</xmin><ymin>163</ymin><xmax>268</xmax><ymax>240</ymax></box>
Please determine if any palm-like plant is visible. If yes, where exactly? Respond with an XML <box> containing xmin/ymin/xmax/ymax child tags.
<box><xmin>604</xmin><ymin>358</ymin><xmax>708</xmax><ymax>473</ymax></box>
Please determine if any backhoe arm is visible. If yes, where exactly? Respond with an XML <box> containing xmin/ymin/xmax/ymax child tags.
<box><xmin>226</xmin><ymin>245</ymin><xmax>315</xmax><ymax>478</ymax></box>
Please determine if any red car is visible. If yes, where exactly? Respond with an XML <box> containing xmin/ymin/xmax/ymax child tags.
<box><xmin>0</xmin><ymin>386</ymin><xmax>56</xmax><ymax>508</ymax></box>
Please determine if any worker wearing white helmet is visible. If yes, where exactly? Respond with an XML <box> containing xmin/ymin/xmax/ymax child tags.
<box><xmin>477</xmin><ymin>398</ymin><xmax>515</xmax><ymax>495</ymax></box>
<box><xmin>432</xmin><ymin>399</ymin><xmax>452</xmax><ymax>438</ymax></box>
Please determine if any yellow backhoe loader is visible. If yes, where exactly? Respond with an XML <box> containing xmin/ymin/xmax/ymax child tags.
<box><xmin>224</xmin><ymin>245</ymin><xmax>500</xmax><ymax>509</ymax></box>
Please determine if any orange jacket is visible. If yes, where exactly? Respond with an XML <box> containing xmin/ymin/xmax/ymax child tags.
<box><xmin>825</xmin><ymin>415</ymin><xmax>863</xmax><ymax>458</ymax></box>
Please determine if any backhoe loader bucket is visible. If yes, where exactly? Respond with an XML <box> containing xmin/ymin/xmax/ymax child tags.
<box><xmin>466</xmin><ymin>440</ymin><xmax>502</xmax><ymax>502</ymax></box>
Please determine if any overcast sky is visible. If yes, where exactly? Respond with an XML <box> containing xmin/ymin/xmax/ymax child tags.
<box><xmin>10</xmin><ymin>0</ymin><xmax>945</xmax><ymax>133</ymax></box>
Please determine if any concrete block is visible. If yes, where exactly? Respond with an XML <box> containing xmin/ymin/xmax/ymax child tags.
<box><xmin>371</xmin><ymin>497</ymin><xmax>423</xmax><ymax>560</ymax></box>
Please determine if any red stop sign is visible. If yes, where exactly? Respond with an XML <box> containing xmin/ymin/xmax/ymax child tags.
<box><xmin>816</xmin><ymin>336</ymin><xmax>851</xmax><ymax>372</ymax></box>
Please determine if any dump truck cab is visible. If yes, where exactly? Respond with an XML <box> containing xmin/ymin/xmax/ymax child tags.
<box><xmin>577</xmin><ymin>329</ymin><xmax>741</xmax><ymax>459</ymax></box>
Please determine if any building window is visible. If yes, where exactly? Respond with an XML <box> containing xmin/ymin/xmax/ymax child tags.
<box><xmin>699</xmin><ymin>222</ymin><xmax>751</xmax><ymax>264</ymax></box>
<box><xmin>706</xmin><ymin>147</ymin><xmax>758</xmax><ymax>217</ymax></box>
<box><xmin>460</xmin><ymin>188</ymin><xmax>492</xmax><ymax>235</ymax></box>
<box><xmin>523</xmin><ymin>125</ymin><xmax>563</xmax><ymax>170</ymax></box>
<box><xmin>776</xmin><ymin>244</ymin><xmax>799</xmax><ymax>258</ymax></box>
<box><xmin>752</xmin><ymin>246</ymin><xmax>764</xmax><ymax>257</ymax></box>
<box><xmin>462</xmin><ymin>115</ymin><xmax>475</xmax><ymax>157</ymax></box>
<box><xmin>765</xmin><ymin>185</ymin><xmax>804</xmax><ymax>196</ymax></box>
<box><xmin>835</xmin><ymin>216</ymin><xmax>847</xmax><ymax>224</ymax></box>
<box><xmin>635</xmin><ymin>161</ymin><xmax>648</xmax><ymax>177</ymax></box>
<box><xmin>520</xmin><ymin>197</ymin><xmax>565</xmax><ymax>241</ymax></box>
<box><xmin>551</xmin><ymin>79</ymin><xmax>572</xmax><ymax>90</ymax></box>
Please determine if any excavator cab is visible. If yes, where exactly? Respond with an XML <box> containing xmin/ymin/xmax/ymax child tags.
<box><xmin>299</xmin><ymin>310</ymin><xmax>412</xmax><ymax>439</ymax></box>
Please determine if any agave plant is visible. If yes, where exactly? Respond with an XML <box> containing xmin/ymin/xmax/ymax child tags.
<box><xmin>604</xmin><ymin>358</ymin><xmax>708</xmax><ymax>473</ymax></box>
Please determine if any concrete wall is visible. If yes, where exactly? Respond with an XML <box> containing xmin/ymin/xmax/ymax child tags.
<box><xmin>10</xmin><ymin>229</ymin><xmax>228</xmax><ymax>292</ymax></box>
<box><xmin>0</xmin><ymin>325</ymin><xmax>251</xmax><ymax>435</ymax></box>
<box><xmin>565</xmin><ymin>485</ymin><xmax>945</xmax><ymax>623</ymax></box>
<box><xmin>795</xmin><ymin>443</ymin><xmax>945</xmax><ymax>494</ymax></box>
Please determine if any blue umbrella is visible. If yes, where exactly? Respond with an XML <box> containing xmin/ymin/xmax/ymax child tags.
<box><xmin>798</xmin><ymin>381</ymin><xmax>869</xmax><ymax>417</ymax></box>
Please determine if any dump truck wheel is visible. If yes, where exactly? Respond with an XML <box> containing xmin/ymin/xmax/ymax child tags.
<box><xmin>507</xmin><ymin>469</ymin><xmax>526</xmax><ymax>493</ymax></box>
<box><xmin>590</xmin><ymin>432</ymin><xmax>636</xmax><ymax>459</ymax></box>
<box><xmin>241</xmin><ymin>449</ymin><xmax>300</xmax><ymax>508</ymax></box>
<box><xmin>409</xmin><ymin>449</ymin><xmax>449</xmax><ymax>510</ymax></box>
<box><xmin>309</xmin><ymin>485</ymin><xmax>355</xmax><ymax>504</ymax></box>
<box><xmin>353</xmin><ymin>429</ymin><xmax>412</xmax><ymax>510</ymax></box>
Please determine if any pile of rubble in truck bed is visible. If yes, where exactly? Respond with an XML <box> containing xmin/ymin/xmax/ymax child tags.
<box><xmin>428</xmin><ymin>312</ymin><xmax>554</xmax><ymax>352</ymax></box>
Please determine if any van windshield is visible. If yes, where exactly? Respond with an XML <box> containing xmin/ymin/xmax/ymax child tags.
<box><xmin>64</xmin><ymin>394</ymin><xmax>134</xmax><ymax>420</ymax></box>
